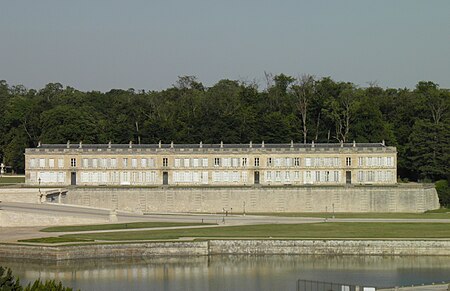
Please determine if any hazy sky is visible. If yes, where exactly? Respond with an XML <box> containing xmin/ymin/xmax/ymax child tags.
<box><xmin>1</xmin><ymin>0</ymin><xmax>449</xmax><ymax>91</ymax></box>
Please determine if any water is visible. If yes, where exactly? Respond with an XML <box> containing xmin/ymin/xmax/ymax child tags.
<box><xmin>1</xmin><ymin>255</ymin><xmax>450</xmax><ymax>291</ymax></box>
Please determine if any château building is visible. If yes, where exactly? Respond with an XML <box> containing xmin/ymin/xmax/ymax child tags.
<box><xmin>25</xmin><ymin>141</ymin><xmax>397</xmax><ymax>187</ymax></box>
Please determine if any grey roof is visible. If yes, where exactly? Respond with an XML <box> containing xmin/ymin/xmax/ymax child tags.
<box><xmin>34</xmin><ymin>142</ymin><xmax>389</xmax><ymax>150</ymax></box>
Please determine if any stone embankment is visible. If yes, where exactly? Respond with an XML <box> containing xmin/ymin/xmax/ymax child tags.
<box><xmin>1</xmin><ymin>239</ymin><xmax>450</xmax><ymax>261</ymax></box>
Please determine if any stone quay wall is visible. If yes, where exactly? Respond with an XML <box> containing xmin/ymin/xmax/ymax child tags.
<box><xmin>1</xmin><ymin>240</ymin><xmax>450</xmax><ymax>261</ymax></box>
<box><xmin>64</xmin><ymin>184</ymin><xmax>439</xmax><ymax>213</ymax></box>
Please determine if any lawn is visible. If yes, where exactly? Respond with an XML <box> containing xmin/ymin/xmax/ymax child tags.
<box><xmin>41</xmin><ymin>222</ymin><xmax>215</xmax><ymax>232</ymax></box>
<box><xmin>21</xmin><ymin>222</ymin><xmax>450</xmax><ymax>243</ymax></box>
<box><xmin>0</xmin><ymin>176</ymin><xmax>25</xmax><ymax>184</ymax></box>
<box><xmin>245</xmin><ymin>211</ymin><xmax>450</xmax><ymax>219</ymax></box>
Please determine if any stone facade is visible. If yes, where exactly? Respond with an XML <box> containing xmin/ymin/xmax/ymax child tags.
<box><xmin>65</xmin><ymin>184</ymin><xmax>439</xmax><ymax>213</ymax></box>
<box><xmin>25</xmin><ymin>142</ymin><xmax>397</xmax><ymax>187</ymax></box>
<box><xmin>1</xmin><ymin>240</ymin><xmax>450</xmax><ymax>261</ymax></box>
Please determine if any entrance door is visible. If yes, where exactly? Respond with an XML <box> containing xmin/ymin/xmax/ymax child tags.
<box><xmin>254</xmin><ymin>171</ymin><xmax>260</xmax><ymax>184</ymax></box>
<box><xmin>163</xmin><ymin>172</ymin><xmax>169</xmax><ymax>185</ymax></box>
<box><xmin>71</xmin><ymin>172</ymin><xmax>76</xmax><ymax>185</ymax></box>
<box><xmin>345</xmin><ymin>171</ymin><xmax>352</xmax><ymax>184</ymax></box>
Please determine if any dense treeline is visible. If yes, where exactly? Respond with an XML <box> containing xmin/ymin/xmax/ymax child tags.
<box><xmin>0</xmin><ymin>75</ymin><xmax>449</xmax><ymax>183</ymax></box>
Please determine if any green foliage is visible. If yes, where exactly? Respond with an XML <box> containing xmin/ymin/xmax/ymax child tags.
<box><xmin>0</xmin><ymin>266</ymin><xmax>76</xmax><ymax>291</ymax></box>
<box><xmin>0</xmin><ymin>77</ymin><xmax>449</xmax><ymax>182</ymax></box>
<box><xmin>436</xmin><ymin>180</ymin><xmax>450</xmax><ymax>207</ymax></box>
<box><xmin>0</xmin><ymin>266</ymin><xmax>21</xmax><ymax>291</ymax></box>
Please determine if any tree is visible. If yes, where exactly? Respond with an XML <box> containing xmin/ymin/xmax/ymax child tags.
<box><xmin>0</xmin><ymin>266</ymin><xmax>21</xmax><ymax>290</ymax></box>
<box><xmin>291</xmin><ymin>75</ymin><xmax>316</xmax><ymax>144</ymax></box>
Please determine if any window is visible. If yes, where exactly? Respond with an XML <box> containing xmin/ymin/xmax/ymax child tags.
<box><xmin>141</xmin><ymin>158</ymin><xmax>147</xmax><ymax>168</ymax></box>
<box><xmin>275</xmin><ymin>171</ymin><xmax>281</xmax><ymax>182</ymax></box>
<box><xmin>242</xmin><ymin>171</ymin><xmax>248</xmax><ymax>182</ymax></box>
<box><xmin>49</xmin><ymin>159</ymin><xmax>55</xmax><ymax>168</ymax></box>
<box><xmin>202</xmin><ymin>158</ymin><xmax>208</xmax><ymax>167</ymax></box>
<box><xmin>148</xmin><ymin>158</ymin><xmax>155</xmax><ymax>167</ymax></box>
<box><xmin>357</xmin><ymin>171</ymin><xmax>364</xmax><ymax>182</ymax></box>
<box><xmin>70</xmin><ymin>158</ymin><xmax>76</xmax><ymax>167</ymax></box>
<box><xmin>29</xmin><ymin>159</ymin><xmax>36</xmax><ymax>168</ymax></box>
<box><xmin>222</xmin><ymin>158</ymin><xmax>230</xmax><ymax>167</ymax></box>
<box><xmin>367</xmin><ymin>171</ymin><xmax>375</xmax><ymax>182</ymax></box>
<box><xmin>358</xmin><ymin>157</ymin><xmax>364</xmax><ymax>167</ymax></box>
<box><xmin>325</xmin><ymin>171</ymin><xmax>330</xmax><ymax>182</ymax></box>
<box><xmin>285</xmin><ymin>171</ymin><xmax>290</xmax><ymax>181</ymax></box>
<box><xmin>315</xmin><ymin>171</ymin><xmax>320</xmax><ymax>182</ymax></box>
<box><xmin>232</xmin><ymin>171</ymin><xmax>239</xmax><ymax>182</ymax></box>
<box><xmin>82</xmin><ymin>158</ymin><xmax>89</xmax><ymax>168</ymax></box>
<box><xmin>232</xmin><ymin>158</ymin><xmax>239</xmax><ymax>167</ymax></box>
<box><xmin>184</xmin><ymin>158</ymin><xmax>190</xmax><ymax>167</ymax></box>
<box><xmin>254</xmin><ymin>158</ymin><xmax>260</xmax><ymax>167</ymax></box>
<box><xmin>285</xmin><ymin>158</ymin><xmax>292</xmax><ymax>167</ymax></box>
<box><xmin>193</xmin><ymin>158</ymin><xmax>199</xmax><ymax>167</ymax></box>
<box><xmin>92</xmin><ymin>159</ymin><xmax>98</xmax><ymax>168</ymax></box>
<box><xmin>242</xmin><ymin>158</ymin><xmax>248</xmax><ymax>167</ymax></box>
<box><xmin>334</xmin><ymin>171</ymin><xmax>340</xmax><ymax>182</ymax></box>
<box><xmin>266</xmin><ymin>171</ymin><xmax>272</xmax><ymax>181</ymax></box>
<box><xmin>275</xmin><ymin>158</ymin><xmax>282</xmax><ymax>167</ymax></box>
<box><xmin>294</xmin><ymin>158</ymin><xmax>300</xmax><ymax>167</ymax></box>
<box><xmin>305</xmin><ymin>158</ymin><xmax>312</xmax><ymax>167</ymax></box>
<box><xmin>58</xmin><ymin>159</ymin><xmax>64</xmax><ymax>168</ymax></box>
<box><xmin>111</xmin><ymin>158</ymin><xmax>117</xmax><ymax>168</ymax></box>
<box><xmin>346</xmin><ymin>157</ymin><xmax>352</xmax><ymax>166</ymax></box>
<box><xmin>386</xmin><ymin>157</ymin><xmax>393</xmax><ymax>167</ymax></box>
<box><xmin>39</xmin><ymin>158</ymin><xmax>45</xmax><ymax>168</ymax></box>
<box><xmin>131</xmin><ymin>158</ymin><xmax>137</xmax><ymax>168</ymax></box>
<box><xmin>294</xmin><ymin>171</ymin><xmax>300</xmax><ymax>181</ymax></box>
<box><xmin>162</xmin><ymin>158</ymin><xmax>168</xmax><ymax>167</ymax></box>
<box><xmin>123</xmin><ymin>158</ymin><xmax>128</xmax><ymax>168</ymax></box>
<box><xmin>214</xmin><ymin>158</ymin><xmax>221</xmax><ymax>167</ymax></box>
<box><xmin>174</xmin><ymin>158</ymin><xmax>181</xmax><ymax>167</ymax></box>
<box><xmin>267</xmin><ymin>158</ymin><xmax>272</xmax><ymax>167</ymax></box>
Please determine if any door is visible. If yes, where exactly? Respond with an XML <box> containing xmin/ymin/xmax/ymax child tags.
<box><xmin>71</xmin><ymin>172</ymin><xmax>76</xmax><ymax>185</ymax></box>
<box><xmin>346</xmin><ymin>171</ymin><xmax>352</xmax><ymax>184</ymax></box>
<box><xmin>254</xmin><ymin>171</ymin><xmax>260</xmax><ymax>184</ymax></box>
<box><xmin>163</xmin><ymin>172</ymin><xmax>169</xmax><ymax>185</ymax></box>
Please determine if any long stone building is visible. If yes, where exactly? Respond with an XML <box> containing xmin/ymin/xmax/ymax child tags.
<box><xmin>25</xmin><ymin>141</ymin><xmax>397</xmax><ymax>187</ymax></box>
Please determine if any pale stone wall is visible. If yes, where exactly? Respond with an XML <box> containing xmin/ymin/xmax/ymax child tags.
<box><xmin>1</xmin><ymin>240</ymin><xmax>450</xmax><ymax>261</ymax></box>
<box><xmin>0</xmin><ymin>210</ymin><xmax>107</xmax><ymax>227</ymax></box>
<box><xmin>63</xmin><ymin>184</ymin><xmax>439</xmax><ymax>213</ymax></box>
<box><xmin>0</xmin><ymin>188</ymin><xmax>41</xmax><ymax>203</ymax></box>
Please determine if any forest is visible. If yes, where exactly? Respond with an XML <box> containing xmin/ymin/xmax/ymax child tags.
<box><xmin>0</xmin><ymin>75</ymin><xmax>449</xmax><ymax>184</ymax></box>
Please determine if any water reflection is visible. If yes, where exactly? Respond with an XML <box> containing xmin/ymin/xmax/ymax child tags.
<box><xmin>1</xmin><ymin>255</ymin><xmax>450</xmax><ymax>291</ymax></box>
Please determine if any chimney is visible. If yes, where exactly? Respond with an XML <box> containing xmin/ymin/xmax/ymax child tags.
<box><xmin>79</xmin><ymin>141</ymin><xmax>82</xmax><ymax>149</ymax></box>
<box><xmin>382</xmin><ymin>140</ymin><xmax>385</xmax><ymax>146</ymax></box>
<box><xmin>311</xmin><ymin>141</ymin><xmax>315</xmax><ymax>148</ymax></box>
<box><xmin>340</xmin><ymin>140</ymin><xmax>343</xmax><ymax>148</ymax></box>
<box><xmin>249</xmin><ymin>141</ymin><xmax>252</xmax><ymax>148</ymax></box>
<box><xmin>158</xmin><ymin>140</ymin><xmax>162</xmax><ymax>148</ymax></box>
<box><xmin>67</xmin><ymin>140</ymin><xmax>70</xmax><ymax>149</ymax></box>
<box><xmin>129</xmin><ymin>141</ymin><xmax>133</xmax><ymax>148</ymax></box>
<box><xmin>37</xmin><ymin>141</ymin><xmax>41</xmax><ymax>148</ymax></box>
<box><xmin>220</xmin><ymin>141</ymin><xmax>223</xmax><ymax>148</ymax></box>
<box><xmin>108</xmin><ymin>141</ymin><xmax>111</xmax><ymax>149</ymax></box>
<box><xmin>170</xmin><ymin>141</ymin><xmax>174</xmax><ymax>148</ymax></box>
<box><xmin>200</xmin><ymin>141</ymin><xmax>203</xmax><ymax>148</ymax></box>
<box><xmin>262</xmin><ymin>141</ymin><xmax>265</xmax><ymax>148</ymax></box>
<box><xmin>290</xmin><ymin>140</ymin><xmax>294</xmax><ymax>148</ymax></box>
<box><xmin>353</xmin><ymin>140</ymin><xmax>356</xmax><ymax>147</ymax></box>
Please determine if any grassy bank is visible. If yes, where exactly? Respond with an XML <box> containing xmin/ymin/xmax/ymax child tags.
<box><xmin>245</xmin><ymin>211</ymin><xmax>450</xmax><ymax>219</ymax></box>
<box><xmin>22</xmin><ymin>222</ymin><xmax>450</xmax><ymax>243</ymax></box>
<box><xmin>41</xmin><ymin>222</ymin><xmax>215</xmax><ymax>232</ymax></box>
<box><xmin>0</xmin><ymin>176</ymin><xmax>25</xmax><ymax>185</ymax></box>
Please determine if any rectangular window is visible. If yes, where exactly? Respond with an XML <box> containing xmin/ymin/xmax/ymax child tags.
<box><xmin>254</xmin><ymin>158</ymin><xmax>260</xmax><ymax>167</ymax></box>
<box><xmin>267</xmin><ymin>158</ymin><xmax>272</xmax><ymax>167</ymax></box>
<box><xmin>92</xmin><ymin>159</ymin><xmax>98</xmax><ymax>168</ymax></box>
<box><xmin>131</xmin><ymin>158</ymin><xmax>137</xmax><ymax>168</ymax></box>
<box><xmin>275</xmin><ymin>171</ymin><xmax>281</xmax><ymax>182</ymax></box>
<box><xmin>305</xmin><ymin>158</ymin><xmax>312</xmax><ymax>167</ymax></box>
<box><xmin>48</xmin><ymin>159</ymin><xmax>54</xmax><ymax>168</ymax></box>
<box><xmin>214</xmin><ymin>158</ymin><xmax>221</xmax><ymax>167</ymax></box>
<box><xmin>242</xmin><ymin>171</ymin><xmax>248</xmax><ymax>182</ymax></box>
<box><xmin>202</xmin><ymin>158</ymin><xmax>208</xmax><ymax>167</ymax></box>
<box><xmin>232</xmin><ymin>158</ymin><xmax>239</xmax><ymax>167</ymax></box>
<box><xmin>123</xmin><ymin>158</ymin><xmax>128</xmax><ymax>168</ymax></box>
<box><xmin>175</xmin><ymin>158</ymin><xmax>181</xmax><ymax>167</ymax></box>
<box><xmin>233</xmin><ymin>171</ymin><xmax>239</xmax><ymax>182</ymax></box>
<box><xmin>275</xmin><ymin>158</ymin><xmax>282</xmax><ymax>167</ymax></box>
<box><xmin>141</xmin><ymin>158</ymin><xmax>147</xmax><ymax>168</ymax></box>
<box><xmin>334</xmin><ymin>171</ymin><xmax>340</xmax><ymax>182</ymax></box>
<box><xmin>70</xmin><ymin>158</ymin><xmax>76</xmax><ymax>167</ymax></box>
<box><xmin>58</xmin><ymin>159</ymin><xmax>64</xmax><ymax>168</ymax></box>
<box><xmin>294</xmin><ymin>158</ymin><xmax>300</xmax><ymax>167</ymax></box>
<box><xmin>242</xmin><ymin>158</ymin><xmax>248</xmax><ymax>167</ymax></box>
<box><xmin>325</xmin><ymin>171</ymin><xmax>330</xmax><ymax>182</ymax></box>
<box><xmin>193</xmin><ymin>158</ymin><xmax>199</xmax><ymax>167</ymax></box>
<box><xmin>367</xmin><ymin>171</ymin><xmax>375</xmax><ymax>182</ymax></box>
<box><xmin>29</xmin><ymin>158</ymin><xmax>36</xmax><ymax>168</ymax></box>
<box><xmin>386</xmin><ymin>157</ymin><xmax>393</xmax><ymax>167</ymax></box>
<box><xmin>285</xmin><ymin>158</ymin><xmax>292</xmax><ymax>167</ymax></box>
<box><xmin>39</xmin><ymin>158</ymin><xmax>46</xmax><ymax>168</ymax></box>
<box><xmin>294</xmin><ymin>171</ymin><xmax>300</xmax><ymax>181</ymax></box>
<box><xmin>148</xmin><ymin>158</ymin><xmax>155</xmax><ymax>167</ymax></box>
<box><xmin>184</xmin><ymin>158</ymin><xmax>190</xmax><ymax>167</ymax></box>
<box><xmin>222</xmin><ymin>158</ymin><xmax>230</xmax><ymax>167</ymax></box>
<box><xmin>315</xmin><ymin>171</ymin><xmax>320</xmax><ymax>182</ymax></box>
<box><xmin>358</xmin><ymin>157</ymin><xmax>364</xmax><ymax>167</ymax></box>
<box><xmin>163</xmin><ymin>158</ymin><xmax>168</xmax><ymax>167</ymax></box>
<box><xmin>285</xmin><ymin>171</ymin><xmax>290</xmax><ymax>181</ymax></box>
<box><xmin>357</xmin><ymin>171</ymin><xmax>364</xmax><ymax>182</ymax></box>
<box><xmin>111</xmin><ymin>158</ymin><xmax>117</xmax><ymax>168</ymax></box>
<box><xmin>266</xmin><ymin>171</ymin><xmax>272</xmax><ymax>181</ymax></box>
<box><xmin>346</xmin><ymin>157</ymin><xmax>352</xmax><ymax>166</ymax></box>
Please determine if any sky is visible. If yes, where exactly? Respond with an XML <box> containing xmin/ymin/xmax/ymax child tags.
<box><xmin>1</xmin><ymin>0</ymin><xmax>449</xmax><ymax>91</ymax></box>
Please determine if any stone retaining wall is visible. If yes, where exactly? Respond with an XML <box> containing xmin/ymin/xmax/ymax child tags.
<box><xmin>1</xmin><ymin>240</ymin><xmax>449</xmax><ymax>261</ymax></box>
<box><xmin>64</xmin><ymin>184</ymin><xmax>440</xmax><ymax>213</ymax></box>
